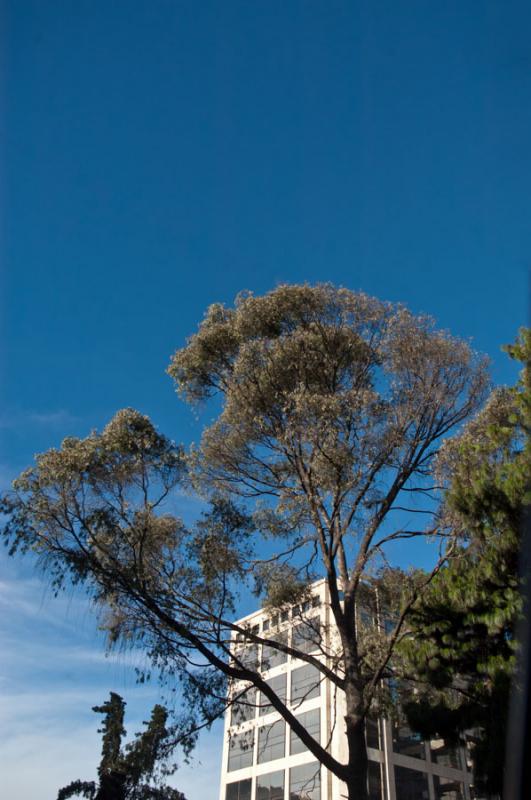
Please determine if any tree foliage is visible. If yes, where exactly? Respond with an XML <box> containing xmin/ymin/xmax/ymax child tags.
<box><xmin>56</xmin><ymin>693</ymin><xmax>186</xmax><ymax>800</ymax></box>
<box><xmin>400</xmin><ymin>328</ymin><xmax>530</xmax><ymax>797</ymax></box>
<box><xmin>2</xmin><ymin>285</ymin><xmax>490</xmax><ymax>800</ymax></box>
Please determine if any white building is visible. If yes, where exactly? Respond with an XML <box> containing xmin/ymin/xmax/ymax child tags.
<box><xmin>219</xmin><ymin>580</ymin><xmax>474</xmax><ymax>800</ymax></box>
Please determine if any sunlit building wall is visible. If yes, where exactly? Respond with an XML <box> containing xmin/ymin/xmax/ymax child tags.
<box><xmin>219</xmin><ymin>580</ymin><xmax>473</xmax><ymax>800</ymax></box>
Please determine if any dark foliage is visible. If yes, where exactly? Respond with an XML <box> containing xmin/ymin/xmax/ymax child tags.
<box><xmin>56</xmin><ymin>693</ymin><xmax>186</xmax><ymax>800</ymax></box>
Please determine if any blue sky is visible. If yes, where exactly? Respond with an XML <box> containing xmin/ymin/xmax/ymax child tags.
<box><xmin>1</xmin><ymin>2</ymin><xmax>529</xmax><ymax>798</ymax></box>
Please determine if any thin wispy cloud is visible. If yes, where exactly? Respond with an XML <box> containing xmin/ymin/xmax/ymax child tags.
<box><xmin>0</xmin><ymin>723</ymin><xmax>100</xmax><ymax>800</ymax></box>
<box><xmin>0</xmin><ymin>575</ymin><xmax>94</xmax><ymax>632</ymax></box>
<box><xmin>0</xmin><ymin>408</ymin><xmax>80</xmax><ymax>430</ymax></box>
<box><xmin>0</xmin><ymin>709</ymin><xmax>218</xmax><ymax>800</ymax></box>
<box><xmin>0</xmin><ymin>635</ymin><xmax>147</xmax><ymax>672</ymax></box>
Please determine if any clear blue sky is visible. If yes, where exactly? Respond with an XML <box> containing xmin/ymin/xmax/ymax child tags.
<box><xmin>1</xmin><ymin>2</ymin><xmax>529</xmax><ymax>798</ymax></box>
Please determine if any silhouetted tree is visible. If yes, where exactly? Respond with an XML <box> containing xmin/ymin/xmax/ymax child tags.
<box><xmin>57</xmin><ymin>693</ymin><xmax>186</xmax><ymax>800</ymax></box>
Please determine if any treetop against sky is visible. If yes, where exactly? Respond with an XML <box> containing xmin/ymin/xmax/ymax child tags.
<box><xmin>3</xmin><ymin>285</ymin><xmax>496</xmax><ymax>799</ymax></box>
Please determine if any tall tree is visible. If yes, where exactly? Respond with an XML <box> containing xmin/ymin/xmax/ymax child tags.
<box><xmin>400</xmin><ymin>329</ymin><xmax>530</xmax><ymax>798</ymax></box>
<box><xmin>2</xmin><ymin>285</ymin><xmax>489</xmax><ymax>800</ymax></box>
<box><xmin>57</xmin><ymin>693</ymin><xmax>186</xmax><ymax>800</ymax></box>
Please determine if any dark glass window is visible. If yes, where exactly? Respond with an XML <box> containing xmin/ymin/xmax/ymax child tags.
<box><xmin>359</xmin><ymin>608</ymin><xmax>374</xmax><ymax>628</ymax></box>
<box><xmin>392</xmin><ymin>718</ymin><xmax>426</xmax><ymax>760</ymax></box>
<box><xmin>227</xmin><ymin>729</ymin><xmax>254</xmax><ymax>772</ymax></box>
<box><xmin>256</xmin><ymin>769</ymin><xmax>285</xmax><ymax>800</ymax></box>
<box><xmin>365</xmin><ymin>716</ymin><xmax>380</xmax><ymax>750</ymax></box>
<box><xmin>464</xmin><ymin>735</ymin><xmax>475</xmax><ymax>772</ymax></box>
<box><xmin>433</xmin><ymin>776</ymin><xmax>465</xmax><ymax>800</ymax></box>
<box><xmin>290</xmin><ymin>664</ymin><xmax>320</xmax><ymax>707</ymax></box>
<box><xmin>230</xmin><ymin>686</ymin><xmax>257</xmax><ymax>726</ymax></box>
<box><xmin>262</xmin><ymin>631</ymin><xmax>288</xmax><ymax>670</ymax></box>
<box><xmin>234</xmin><ymin>644</ymin><xmax>259</xmax><ymax>670</ymax></box>
<box><xmin>257</xmin><ymin>719</ymin><xmax>286</xmax><ymax>763</ymax></box>
<box><xmin>225</xmin><ymin>778</ymin><xmax>252</xmax><ymax>800</ymax></box>
<box><xmin>289</xmin><ymin>761</ymin><xmax>321</xmax><ymax>800</ymax></box>
<box><xmin>292</xmin><ymin>618</ymin><xmax>320</xmax><ymax>654</ymax></box>
<box><xmin>394</xmin><ymin>765</ymin><xmax>429</xmax><ymax>800</ymax></box>
<box><xmin>383</xmin><ymin>617</ymin><xmax>395</xmax><ymax>635</ymax></box>
<box><xmin>368</xmin><ymin>761</ymin><xmax>385</xmax><ymax>800</ymax></box>
<box><xmin>259</xmin><ymin>673</ymin><xmax>287</xmax><ymax>716</ymax></box>
<box><xmin>290</xmin><ymin>708</ymin><xmax>320</xmax><ymax>755</ymax></box>
<box><xmin>430</xmin><ymin>738</ymin><xmax>463</xmax><ymax>770</ymax></box>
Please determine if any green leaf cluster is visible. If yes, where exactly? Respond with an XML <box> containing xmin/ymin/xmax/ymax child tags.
<box><xmin>401</xmin><ymin>328</ymin><xmax>530</xmax><ymax>797</ymax></box>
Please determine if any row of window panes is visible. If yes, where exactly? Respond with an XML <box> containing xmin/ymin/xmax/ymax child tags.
<box><xmin>232</xmin><ymin>699</ymin><xmax>464</xmax><ymax>778</ymax></box>
<box><xmin>234</xmin><ymin>697</ymin><xmax>380</xmax><ymax>753</ymax></box>
<box><xmin>228</xmin><ymin>708</ymin><xmax>320</xmax><ymax>770</ymax></box>
<box><xmin>392</xmin><ymin>719</ymin><xmax>464</xmax><ymax>770</ymax></box>
<box><xmin>233</xmin><ymin>690</ymin><xmax>381</xmax><ymax>753</ymax></box>
<box><xmin>394</xmin><ymin>765</ymin><xmax>465</xmax><ymax>800</ymax></box>
<box><xmin>231</xmin><ymin>664</ymin><xmax>321</xmax><ymax>727</ymax></box>
<box><xmin>226</xmin><ymin>761</ymin><xmax>321</xmax><ymax>800</ymax></box>
<box><xmin>236</xmin><ymin>597</ymin><xmax>322</xmax><ymax>643</ymax></box>
<box><xmin>226</xmin><ymin>762</ymin><xmax>463</xmax><ymax>800</ymax></box>
<box><xmin>233</xmin><ymin>617</ymin><xmax>321</xmax><ymax>673</ymax></box>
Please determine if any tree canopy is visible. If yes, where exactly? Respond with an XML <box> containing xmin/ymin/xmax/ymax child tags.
<box><xmin>2</xmin><ymin>284</ymin><xmax>491</xmax><ymax>800</ymax></box>
<box><xmin>57</xmin><ymin>693</ymin><xmax>186</xmax><ymax>800</ymax></box>
<box><xmin>400</xmin><ymin>328</ymin><xmax>530</xmax><ymax>797</ymax></box>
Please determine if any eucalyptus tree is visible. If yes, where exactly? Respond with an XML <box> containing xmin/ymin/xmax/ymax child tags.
<box><xmin>2</xmin><ymin>284</ymin><xmax>489</xmax><ymax>800</ymax></box>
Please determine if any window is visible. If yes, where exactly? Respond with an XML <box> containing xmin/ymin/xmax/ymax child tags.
<box><xmin>433</xmin><ymin>776</ymin><xmax>465</xmax><ymax>800</ymax></box>
<box><xmin>368</xmin><ymin>761</ymin><xmax>385</xmax><ymax>800</ymax></box>
<box><xmin>289</xmin><ymin>761</ymin><xmax>320</xmax><ymax>800</ymax></box>
<box><xmin>256</xmin><ymin>769</ymin><xmax>285</xmax><ymax>800</ymax></box>
<box><xmin>263</xmin><ymin>619</ymin><xmax>270</xmax><ymax>632</ymax></box>
<box><xmin>230</xmin><ymin>686</ymin><xmax>257</xmax><ymax>726</ymax></box>
<box><xmin>311</xmin><ymin>595</ymin><xmax>321</xmax><ymax>608</ymax></box>
<box><xmin>225</xmin><ymin>778</ymin><xmax>252</xmax><ymax>800</ymax></box>
<box><xmin>394</xmin><ymin>766</ymin><xmax>429</xmax><ymax>800</ymax></box>
<box><xmin>234</xmin><ymin>644</ymin><xmax>259</xmax><ymax>670</ymax></box>
<box><xmin>259</xmin><ymin>673</ymin><xmax>287</xmax><ymax>716</ymax></box>
<box><xmin>430</xmin><ymin>738</ymin><xmax>463</xmax><ymax>770</ymax></box>
<box><xmin>292</xmin><ymin>618</ymin><xmax>320</xmax><ymax>654</ymax></box>
<box><xmin>359</xmin><ymin>608</ymin><xmax>374</xmax><ymax>628</ymax></box>
<box><xmin>227</xmin><ymin>729</ymin><xmax>254</xmax><ymax>772</ymax></box>
<box><xmin>290</xmin><ymin>708</ymin><xmax>320</xmax><ymax>755</ymax></box>
<box><xmin>392</xmin><ymin>717</ymin><xmax>426</xmax><ymax>760</ymax></box>
<box><xmin>383</xmin><ymin>617</ymin><xmax>395</xmax><ymax>635</ymax></box>
<box><xmin>257</xmin><ymin>719</ymin><xmax>286</xmax><ymax>763</ymax></box>
<box><xmin>262</xmin><ymin>631</ymin><xmax>288</xmax><ymax>670</ymax></box>
<box><xmin>365</xmin><ymin>716</ymin><xmax>380</xmax><ymax>750</ymax></box>
<box><xmin>280</xmin><ymin>609</ymin><xmax>290</xmax><ymax>623</ymax></box>
<box><xmin>290</xmin><ymin>664</ymin><xmax>320</xmax><ymax>707</ymax></box>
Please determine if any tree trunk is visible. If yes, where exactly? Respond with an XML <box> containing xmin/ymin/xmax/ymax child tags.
<box><xmin>344</xmin><ymin>712</ymin><xmax>369</xmax><ymax>800</ymax></box>
<box><xmin>95</xmin><ymin>771</ymin><xmax>126</xmax><ymax>800</ymax></box>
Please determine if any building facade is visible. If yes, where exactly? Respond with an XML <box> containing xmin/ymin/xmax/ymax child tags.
<box><xmin>219</xmin><ymin>580</ymin><xmax>474</xmax><ymax>800</ymax></box>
